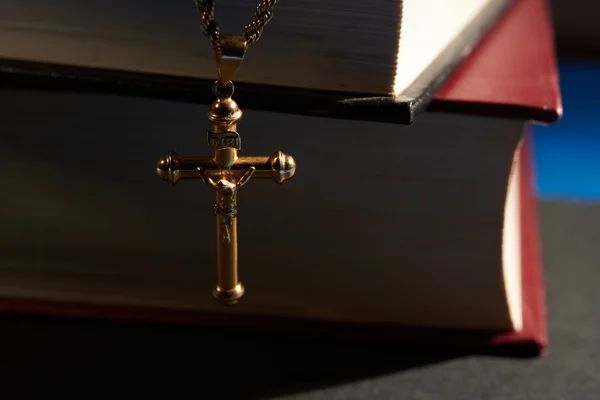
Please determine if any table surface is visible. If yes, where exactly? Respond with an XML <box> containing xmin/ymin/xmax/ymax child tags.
<box><xmin>0</xmin><ymin>200</ymin><xmax>598</xmax><ymax>399</ymax></box>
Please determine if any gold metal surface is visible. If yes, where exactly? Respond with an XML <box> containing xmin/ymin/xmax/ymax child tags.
<box><xmin>156</xmin><ymin>80</ymin><xmax>296</xmax><ymax>305</ymax></box>
<box><xmin>156</xmin><ymin>151</ymin><xmax>296</xmax><ymax>184</ymax></box>
<box><xmin>217</xmin><ymin>34</ymin><xmax>247</xmax><ymax>85</ymax></box>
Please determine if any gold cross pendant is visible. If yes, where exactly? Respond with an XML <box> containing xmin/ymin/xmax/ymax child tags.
<box><xmin>156</xmin><ymin>35</ymin><xmax>296</xmax><ymax>305</ymax></box>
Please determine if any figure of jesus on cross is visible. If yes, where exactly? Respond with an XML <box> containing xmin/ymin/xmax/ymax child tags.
<box><xmin>156</xmin><ymin>81</ymin><xmax>296</xmax><ymax>305</ymax></box>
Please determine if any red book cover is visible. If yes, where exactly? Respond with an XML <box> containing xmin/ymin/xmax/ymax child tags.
<box><xmin>433</xmin><ymin>0</ymin><xmax>562</xmax><ymax>124</ymax></box>
<box><xmin>489</xmin><ymin>129</ymin><xmax>548</xmax><ymax>353</ymax></box>
<box><xmin>430</xmin><ymin>0</ymin><xmax>560</xmax><ymax>353</ymax></box>
<box><xmin>0</xmin><ymin>0</ymin><xmax>560</xmax><ymax>355</ymax></box>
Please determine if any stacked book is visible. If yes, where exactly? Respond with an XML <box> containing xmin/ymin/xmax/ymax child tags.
<box><xmin>0</xmin><ymin>0</ymin><xmax>561</xmax><ymax>354</ymax></box>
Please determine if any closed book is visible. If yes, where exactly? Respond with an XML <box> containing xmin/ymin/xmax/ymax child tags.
<box><xmin>0</xmin><ymin>0</ymin><xmax>560</xmax><ymax>354</ymax></box>
<box><xmin>0</xmin><ymin>0</ymin><xmax>512</xmax><ymax>123</ymax></box>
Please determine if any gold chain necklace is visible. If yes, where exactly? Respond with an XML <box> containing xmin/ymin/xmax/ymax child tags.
<box><xmin>156</xmin><ymin>0</ymin><xmax>296</xmax><ymax>306</ymax></box>
<box><xmin>196</xmin><ymin>0</ymin><xmax>281</xmax><ymax>58</ymax></box>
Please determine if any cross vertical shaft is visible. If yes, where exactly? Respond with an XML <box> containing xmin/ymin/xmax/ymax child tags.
<box><xmin>216</xmin><ymin>204</ymin><xmax>239</xmax><ymax>291</ymax></box>
<box><xmin>206</xmin><ymin>90</ymin><xmax>245</xmax><ymax>304</ymax></box>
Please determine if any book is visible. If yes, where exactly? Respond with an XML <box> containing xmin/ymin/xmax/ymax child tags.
<box><xmin>0</xmin><ymin>0</ymin><xmax>512</xmax><ymax>123</ymax></box>
<box><xmin>0</xmin><ymin>0</ymin><xmax>560</xmax><ymax>354</ymax></box>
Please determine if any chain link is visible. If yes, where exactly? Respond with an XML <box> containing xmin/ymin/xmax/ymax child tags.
<box><xmin>196</xmin><ymin>0</ymin><xmax>280</xmax><ymax>58</ymax></box>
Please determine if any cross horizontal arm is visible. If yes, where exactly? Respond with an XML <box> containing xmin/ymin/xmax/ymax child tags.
<box><xmin>156</xmin><ymin>150</ymin><xmax>296</xmax><ymax>184</ymax></box>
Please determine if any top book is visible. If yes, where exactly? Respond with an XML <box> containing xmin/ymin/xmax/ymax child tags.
<box><xmin>0</xmin><ymin>0</ymin><xmax>511</xmax><ymax>122</ymax></box>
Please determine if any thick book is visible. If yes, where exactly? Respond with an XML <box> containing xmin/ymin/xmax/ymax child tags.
<box><xmin>0</xmin><ymin>0</ymin><xmax>560</xmax><ymax>354</ymax></box>
<box><xmin>0</xmin><ymin>0</ymin><xmax>512</xmax><ymax>123</ymax></box>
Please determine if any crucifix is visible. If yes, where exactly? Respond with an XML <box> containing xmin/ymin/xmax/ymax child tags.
<box><xmin>156</xmin><ymin>2</ymin><xmax>296</xmax><ymax>305</ymax></box>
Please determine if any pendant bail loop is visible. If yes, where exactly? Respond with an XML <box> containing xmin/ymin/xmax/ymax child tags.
<box><xmin>217</xmin><ymin>34</ymin><xmax>247</xmax><ymax>86</ymax></box>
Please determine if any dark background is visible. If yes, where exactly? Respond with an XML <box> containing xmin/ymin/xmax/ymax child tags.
<box><xmin>552</xmin><ymin>0</ymin><xmax>600</xmax><ymax>59</ymax></box>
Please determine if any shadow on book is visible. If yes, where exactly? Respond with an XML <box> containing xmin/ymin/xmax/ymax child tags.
<box><xmin>0</xmin><ymin>312</ymin><xmax>539</xmax><ymax>398</ymax></box>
